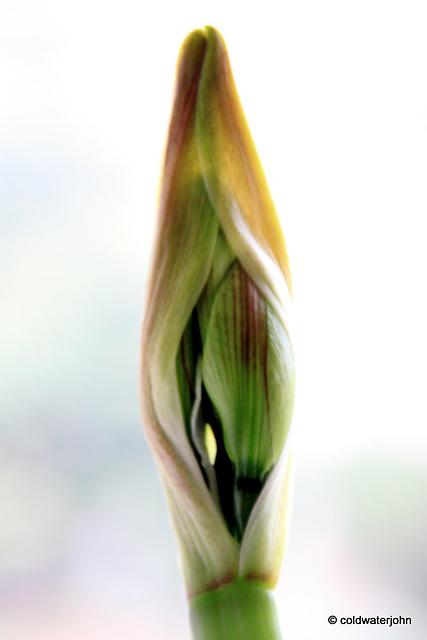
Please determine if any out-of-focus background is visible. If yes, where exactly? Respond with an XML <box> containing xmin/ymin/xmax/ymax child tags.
<box><xmin>1</xmin><ymin>1</ymin><xmax>427</xmax><ymax>638</ymax></box>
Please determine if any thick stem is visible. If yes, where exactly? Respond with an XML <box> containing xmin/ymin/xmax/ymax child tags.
<box><xmin>189</xmin><ymin>580</ymin><xmax>283</xmax><ymax>640</ymax></box>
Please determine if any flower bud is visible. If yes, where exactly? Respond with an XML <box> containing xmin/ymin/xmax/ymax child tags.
<box><xmin>141</xmin><ymin>26</ymin><xmax>295</xmax><ymax>596</ymax></box>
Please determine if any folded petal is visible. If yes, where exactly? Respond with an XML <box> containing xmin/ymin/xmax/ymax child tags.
<box><xmin>240</xmin><ymin>449</ymin><xmax>294</xmax><ymax>588</ymax></box>
<box><xmin>141</xmin><ymin>29</ymin><xmax>239</xmax><ymax>596</ymax></box>
<box><xmin>196</xmin><ymin>27</ymin><xmax>292</xmax><ymax>305</ymax></box>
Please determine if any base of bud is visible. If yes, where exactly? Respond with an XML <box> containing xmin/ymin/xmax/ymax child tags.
<box><xmin>189</xmin><ymin>579</ymin><xmax>283</xmax><ymax>639</ymax></box>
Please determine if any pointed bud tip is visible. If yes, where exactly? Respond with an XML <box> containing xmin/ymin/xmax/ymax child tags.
<box><xmin>176</xmin><ymin>29</ymin><xmax>207</xmax><ymax>93</ymax></box>
<box><xmin>176</xmin><ymin>26</ymin><xmax>227</xmax><ymax>82</ymax></box>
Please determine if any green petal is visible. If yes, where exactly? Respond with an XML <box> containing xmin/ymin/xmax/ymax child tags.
<box><xmin>197</xmin><ymin>229</ymin><xmax>235</xmax><ymax>345</ymax></box>
<box><xmin>202</xmin><ymin>262</ymin><xmax>295</xmax><ymax>480</ymax></box>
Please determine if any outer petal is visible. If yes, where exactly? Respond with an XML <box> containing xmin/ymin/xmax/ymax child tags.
<box><xmin>240</xmin><ymin>448</ymin><xmax>294</xmax><ymax>588</ymax></box>
<box><xmin>196</xmin><ymin>27</ymin><xmax>292</xmax><ymax>311</ymax></box>
<box><xmin>141</xmin><ymin>29</ymin><xmax>239</xmax><ymax>597</ymax></box>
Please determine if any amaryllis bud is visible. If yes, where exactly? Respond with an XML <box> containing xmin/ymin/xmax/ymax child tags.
<box><xmin>141</xmin><ymin>25</ymin><xmax>295</xmax><ymax>607</ymax></box>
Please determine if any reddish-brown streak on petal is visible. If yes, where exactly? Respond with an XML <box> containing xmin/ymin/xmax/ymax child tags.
<box><xmin>180</xmin><ymin>338</ymin><xmax>192</xmax><ymax>397</ymax></box>
<box><xmin>221</xmin><ymin>267</ymin><xmax>230</xmax><ymax>372</ymax></box>
<box><xmin>239</xmin><ymin>268</ymin><xmax>246</xmax><ymax>365</ymax></box>
<box><xmin>188</xmin><ymin>571</ymin><xmax>235</xmax><ymax>599</ymax></box>
<box><xmin>244</xmin><ymin>569</ymin><xmax>274</xmax><ymax>587</ymax></box>
<box><xmin>232</xmin><ymin>266</ymin><xmax>238</xmax><ymax>365</ymax></box>
<box><xmin>245</xmin><ymin>271</ymin><xmax>251</xmax><ymax>368</ymax></box>
<box><xmin>159</xmin><ymin>31</ymin><xmax>207</xmax><ymax>224</ymax></box>
<box><xmin>242</xmin><ymin>268</ymin><xmax>250</xmax><ymax>367</ymax></box>
<box><xmin>250</xmin><ymin>275</ymin><xmax>257</xmax><ymax>370</ymax></box>
<box><xmin>263</xmin><ymin>303</ymin><xmax>270</xmax><ymax>416</ymax></box>
<box><xmin>167</xmin><ymin>34</ymin><xmax>207</xmax><ymax>160</ymax></box>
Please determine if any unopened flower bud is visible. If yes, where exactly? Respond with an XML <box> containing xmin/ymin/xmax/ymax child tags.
<box><xmin>141</xmin><ymin>26</ymin><xmax>295</xmax><ymax>598</ymax></box>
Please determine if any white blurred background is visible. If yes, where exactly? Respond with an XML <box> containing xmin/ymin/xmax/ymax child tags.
<box><xmin>1</xmin><ymin>1</ymin><xmax>427</xmax><ymax>638</ymax></box>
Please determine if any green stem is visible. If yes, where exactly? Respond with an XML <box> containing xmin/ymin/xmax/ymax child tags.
<box><xmin>189</xmin><ymin>580</ymin><xmax>283</xmax><ymax>640</ymax></box>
